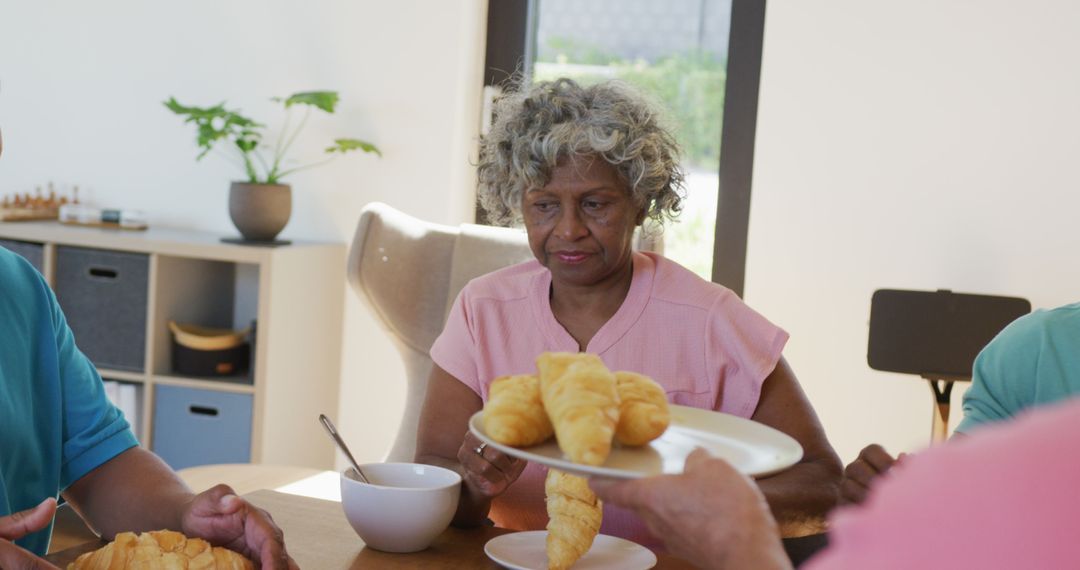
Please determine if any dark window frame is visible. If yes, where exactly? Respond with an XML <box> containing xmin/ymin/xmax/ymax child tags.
<box><xmin>711</xmin><ymin>0</ymin><xmax>766</xmax><ymax>297</ymax></box>
<box><xmin>482</xmin><ymin>0</ymin><xmax>767</xmax><ymax>297</ymax></box>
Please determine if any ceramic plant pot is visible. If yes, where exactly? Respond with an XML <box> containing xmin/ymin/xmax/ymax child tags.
<box><xmin>228</xmin><ymin>182</ymin><xmax>291</xmax><ymax>241</ymax></box>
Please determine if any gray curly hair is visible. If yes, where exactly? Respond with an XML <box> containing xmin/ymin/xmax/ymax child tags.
<box><xmin>477</xmin><ymin>78</ymin><xmax>685</xmax><ymax>227</ymax></box>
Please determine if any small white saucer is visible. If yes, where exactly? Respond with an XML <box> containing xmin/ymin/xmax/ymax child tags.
<box><xmin>485</xmin><ymin>530</ymin><xmax>657</xmax><ymax>570</ymax></box>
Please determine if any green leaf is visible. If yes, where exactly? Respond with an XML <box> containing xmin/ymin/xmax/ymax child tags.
<box><xmin>282</xmin><ymin>91</ymin><xmax>340</xmax><ymax>113</ymax></box>
<box><xmin>165</xmin><ymin>96</ymin><xmax>265</xmax><ymax>160</ymax></box>
<box><xmin>235</xmin><ymin>138</ymin><xmax>259</xmax><ymax>153</ymax></box>
<box><xmin>325</xmin><ymin>138</ymin><xmax>381</xmax><ymax>157</ymax></box>
<box><xmin>167</xmin><ymin>92</ymin><xmax>378</xmax><ymax>183</ymax></box>
<box><xmin>163</xmin><ymin>97</ymin><xmax>207</xmax><ymax>115</ymax></box>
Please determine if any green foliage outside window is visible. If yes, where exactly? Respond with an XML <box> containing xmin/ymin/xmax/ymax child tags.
<box><xmin>536</xmin><ymin>42</ymin><xmax>726</xmax><ymax>169</ymax></box>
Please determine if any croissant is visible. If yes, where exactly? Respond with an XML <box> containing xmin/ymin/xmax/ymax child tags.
<box><xmin>613</xmin><ymin>371</ymin><xmax>671</xmax><ymax>445</ymax></box>
<box><xmin>68</xmin><ymin>529</ymin><xmax>254</xmax><ymax>570</ymax></box>
<box><xmin>482</xmin><ymin>374</ymin><xmax>554</xmax><ymax>447</ymax></box>
<box><xmin>536</xmin><ymin>352</ymin><xmax>620</xmax><ymax>466</ymax></box>
<box><xmin>545</xmin><ymin>469</ymin><xmax>602</xmax><ymax>570</ymax></box>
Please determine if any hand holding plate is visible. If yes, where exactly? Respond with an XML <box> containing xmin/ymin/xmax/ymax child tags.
<box><xmin>457</xmin><ymin>430</ymin><xmax>527</xmax><ymax>499</ymax></box>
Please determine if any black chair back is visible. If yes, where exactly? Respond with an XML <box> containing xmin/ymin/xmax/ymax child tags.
<box><xmin>868</xmin><ymin>289</ymin><xmax>1031</xmax><ymax>379</ymax></box>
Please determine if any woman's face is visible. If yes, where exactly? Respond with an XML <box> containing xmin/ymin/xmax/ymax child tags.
<box><xmin>522</xmin><ymin>155</ymin><xmax>644</xmax><ymax>289</ymax></box>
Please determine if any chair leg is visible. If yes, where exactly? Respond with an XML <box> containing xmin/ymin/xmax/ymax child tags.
<box><xmin>927</xmin><ymin>379</ymin><xmax>954</xmax><ymax>443</ymax></box>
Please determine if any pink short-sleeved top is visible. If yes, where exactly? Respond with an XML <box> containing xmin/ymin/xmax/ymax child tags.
<box><xmin>430</xmin><ymin>251</ymin><xmax>789</xmax><ymax>547</ymax></box>
<box><xmin>804</xmin><ymin>397</ymin><xmax>1080</xmax><ymax>570</ymax></box>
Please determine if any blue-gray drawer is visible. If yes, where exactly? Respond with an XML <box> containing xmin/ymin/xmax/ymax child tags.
<box><xmin>152</xmin><ymin>385</ymin><xmax>252</xmax><ymax>470</ymax></box>
<box><xmin>0</xmin><ymin>239</ymin><xmax>45</xmax><ymax>273</ymax></box>
<box><xmin>54</xmin><ymin>246</ymin><xmax>148</xmax><ymax>371</ymax></box>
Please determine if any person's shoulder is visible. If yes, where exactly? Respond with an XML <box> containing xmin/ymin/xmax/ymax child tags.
<box><xmin>646</xmin><ymin>252</ymin><xmax>735</xmax><ymax>310</ymax></box>
<box><xmin>992</xmin><ymin>301</ymin><xmax>1080</xmax><ymax>349</ymax></box>
<box><xmin>460</xmin><ymin>258</ymin><xmax>545</xmax><ymax>303</ymax></box>
<box><xmin>0</xmin><ymin>247</ymin><xmax>53</xmax><ymax>324</ymax></box>
<box><xmin>0</xmin><ymin>245</ymin><xmax>28</xmax><ymax>273</ymax></box>
<box><xmin>0</xmin><ymin>247</ymin><xmax>46</xmax><ymax>292</ymax></box>
<box><xmin>1029</xmin><ymin>302</ymin><xmax>1080</xmax><ymax>333</ymax></box>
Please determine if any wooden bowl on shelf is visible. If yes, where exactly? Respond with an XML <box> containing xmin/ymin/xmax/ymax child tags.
<box><xmin>168</xmin><ymin>321</ymin><xmax>251</xmax><ymax>377</ymax></box>
<box><xmin>168</xmin><ymin>321</ymin><xmax>250</xmax><ymax>351</ymax></box>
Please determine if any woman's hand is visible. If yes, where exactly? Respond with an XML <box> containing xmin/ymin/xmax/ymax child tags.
<box><xmin>456</xmin><ymin>431</ymin><xmax>527</xmax><ymax>500</ymax></box>
<box><xmin>180</xmin><ymin>484</ymin><xmax>298</xmax><ymax>570</ymax></box>
<box><xmin>416</xmin><ymin>365</ymin><xmax>520</xmax><ymax>527</ymax></box>
<box><xmin>0</xmin><ymin>498</ymin><xmax>60</xmax><ymax>569</ymax></box>
<box><xmin>839</xmin><ymin>444</ymin><xmax>902</xmax><ymax>505</ymax></box>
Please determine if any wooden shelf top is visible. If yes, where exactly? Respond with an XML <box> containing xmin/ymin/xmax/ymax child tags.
<box><xmin>0</xmin><ymin>221</ymin><xmax>344</xmax><ymax>263</ymax></box>
<box><xmin>153</xmin><ymin>374</ymin><xmax>256</xmax><ymax>394</ymax></box>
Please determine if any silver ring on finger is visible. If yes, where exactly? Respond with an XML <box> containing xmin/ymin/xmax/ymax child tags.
<box><xmin>475</xmin><ymin>442</ymin><xmax>488</xmax><ymax>457</ymax></box>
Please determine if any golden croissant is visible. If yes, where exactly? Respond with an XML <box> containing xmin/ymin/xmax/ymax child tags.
<box><xmin>536</xmin><ymin>352</ymin><xmax>620</xmax><ymax>466</ymax></box>
<box><xmin>545</xmin><ymin>469</ymin><xmax>602</xmax><ymax>570</ymax></box>
<box><xmin>67</xmin><ymin>529</ymin><xmax>254</xmax><ymax>570</ymax></box>
<box><xmin>483</xmin><ymin>374</ymin><xmax>554</xmax><ymax>447</ymax></box>
<box><xmin>613</xmin><ymin>371</ymin><xmax>670</xmax><ymax>445</ymax></box>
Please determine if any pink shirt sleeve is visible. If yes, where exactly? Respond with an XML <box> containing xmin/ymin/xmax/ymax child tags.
<box><xmin>803</xmin><ymin>398</ymin><xmax>1080</xmax><ymax>570</ymax></box>
<box><xmin>706</xmin><ymin>292</ymin><xmax>789</xmax><ymax>416</ymax></box>
<box><xmin>429</xmin><ymin>289</ymin><xmax>482</xmax><ymax>396</ymax></box>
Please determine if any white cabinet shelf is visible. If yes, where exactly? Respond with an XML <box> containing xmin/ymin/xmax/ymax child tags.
<box><xmin>0</xmin><ymin>222</ymin><xmax>345</xmax><ymax>469</ymax></box>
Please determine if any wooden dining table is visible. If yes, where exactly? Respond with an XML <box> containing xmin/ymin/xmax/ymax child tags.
<box><xmin>46</xmin><ymin>476</ymin><xmax>696</xmax><ymax>569</ymax></box>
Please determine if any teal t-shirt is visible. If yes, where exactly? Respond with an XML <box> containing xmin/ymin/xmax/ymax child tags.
<box><xmin>0</xmin><ymin>247</ymin><xmax>138</xmax><ymax>555</ymax></box>
<box><xmin>956</xmin><ymin>302</ymin><xmax>1080</xmax><ymax>434</ymax></box>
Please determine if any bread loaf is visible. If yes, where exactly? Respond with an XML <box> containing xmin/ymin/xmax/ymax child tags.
<box><xmin>545</xmin><ymin>469</ymin><xmax>602</xmax><ymax>570</ymax></box>
<box><xmin>67</xmin><ymin>529</ymin><xmax>254</xmax><ymax>570</ymax></box>
<box><xmin>536</xmin><ymin>352</ymin><xmax>620</xmax><ymax>466</ymax></box>
<box><xmin>613</xmin><ymin>371</ymin><xmax>670</xmax><ymax>446</ymax></box>
<box><xmin>483</xmin><ymin>374</ymin><xmax>555</xmax><ymax>447</ymax></box>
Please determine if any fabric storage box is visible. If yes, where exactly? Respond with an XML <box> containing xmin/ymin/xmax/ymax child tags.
<box><xmin>0</xmin><ymin>238</ymin><xmax>45</xmax><ymax>273</ymax></box>
<box><xmin>54</xmin><ymin>246</ymin><xmax>149</xmax><ymax>371</ymax></box>
<box><xmin>152</xmin><ymin>385</ymin><xmax>253</xmax><ymax>470</ymax></box>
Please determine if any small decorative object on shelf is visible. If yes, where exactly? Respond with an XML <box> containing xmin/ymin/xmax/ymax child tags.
<box><xmin>168</xmin><ymin>320</ymin><xmax>252</xmax><ymax>379</ymax></box>
<box><xmin>0</xmin><ymin>182</ymin><xmax>74</xmax><ymax>222</ymax></box>
<box><xmin>165</xmin><ymin>90</ymin><xmax>381</xmax><ymax>244</ymax></box>
<box><xmin>59</xmin><ymin>204</ymin><xmax>148</xmax><ymax>230</ymax></box>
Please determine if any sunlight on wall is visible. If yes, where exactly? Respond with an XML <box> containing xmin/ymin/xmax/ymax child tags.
<box><xmin>749</xmin><ymin>0</ymin><xmax>1080</xmax><ymax>462</ymax></box>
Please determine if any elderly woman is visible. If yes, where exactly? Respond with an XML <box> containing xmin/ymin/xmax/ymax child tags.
<box><xmin>415</xmin><ymin>78</ymin><xmax>841</xmax><ymax>546</ymax></box>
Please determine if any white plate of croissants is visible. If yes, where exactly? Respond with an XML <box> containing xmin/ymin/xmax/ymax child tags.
<box><xmin>474</xmin><ymin>352</ymin><xmax>802</xmax><ymax>570</ymax></box>
<box><xmin>470</xmin><ymin>352</ymin><xmax>804</xmax><ymax>481</ymax></box>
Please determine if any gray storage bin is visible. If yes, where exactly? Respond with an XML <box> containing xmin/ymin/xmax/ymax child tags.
<box><xmin>0</xmin><ymin>239</ymin><xmax>45</xmax><ymax>273</ymax></box>
<box><xmin>152</xmin><ymin>385</ymin><xmax>253</xmax><ymax>470</ymax></box>
<box><xmin>54</xmin><ymin>246</ymin><xmax>149</xmax><ymax>371</ymax></box>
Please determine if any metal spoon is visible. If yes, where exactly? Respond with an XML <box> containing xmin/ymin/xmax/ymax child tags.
<box><xmin>318</xmin><ymin>414</ymin><xmax>371</xmax><ymax>484</ymax></box>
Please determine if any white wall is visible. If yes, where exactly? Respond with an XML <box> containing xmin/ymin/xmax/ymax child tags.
<box><xmin>0</xmin><ymin>0</ymin><xmax>488</xmax><ymax>465</ymax></box>
<box><xmin>749</xmin><ymin>0</ymin><xmax>1080</xmax><ymax>462</ymax></box>
<box><xmin>7</xmin><ymin>0</ymin><xmax>1077</xmax><ymax>471</ymax></box>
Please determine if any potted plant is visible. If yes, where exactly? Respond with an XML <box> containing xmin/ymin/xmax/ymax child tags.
<box><xmin>165</xmin><ymin>91</ymin><xmax>380</xmax><ymax>242</ymax></box>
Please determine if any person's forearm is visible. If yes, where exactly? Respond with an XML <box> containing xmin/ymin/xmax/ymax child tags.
<box><xmin>415</xmin><ymin>454</ymin><xmax>491</xmax><ymax>527</ymax></box>
<box><xmin>756</xmin><ymin>458</ymin><xmax>841</xmax><ymax>537</ymax></box>
<box><xmin>62</xmin><ymin>448</ymin><xmax>194</xmax><ymax>539</ymax></box>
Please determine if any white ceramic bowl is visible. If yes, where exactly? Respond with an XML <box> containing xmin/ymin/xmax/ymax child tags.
<box><xmin>339</xmin><ymin>463</ymin><xmax>461</xmax><ymax>553</ymax></box>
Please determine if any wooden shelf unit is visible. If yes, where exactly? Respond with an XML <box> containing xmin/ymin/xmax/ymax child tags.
<box><xmin>0</xmin><ymin>222</ymin><xmax>345</xmax><ymax>469</ymax></box>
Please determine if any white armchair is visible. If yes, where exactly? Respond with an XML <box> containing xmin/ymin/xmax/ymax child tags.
<box><xmin>346</xmin><ymin>202</ymin><xmax>533</xmax><ymax>462</ymax></box>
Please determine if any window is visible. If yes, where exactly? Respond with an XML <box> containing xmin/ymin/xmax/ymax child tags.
<box><xmin>483</xmin><ymin>0</ymin><xmax>766</xmax><ymax>295</ymax></box>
